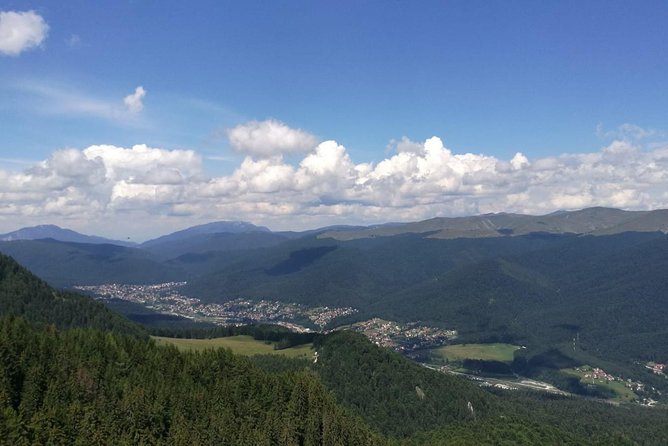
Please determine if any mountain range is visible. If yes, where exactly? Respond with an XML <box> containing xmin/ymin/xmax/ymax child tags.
<box><xmin>319</xmin><ymin>207</ymin><xmax>668</xmax><ymax>240</ymax></box>
<box><xmin>3</xmin><ymin>207</ymin><xmax>667</xmax><ymax>249</ymax></box>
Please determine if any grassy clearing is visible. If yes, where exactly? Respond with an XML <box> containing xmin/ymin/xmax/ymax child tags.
<box><xmin>433</xmin><ymin>343</ymin><xmax>520</xmax><ymax>363</ymax></box>
<box><xmin>153</xmin><ymin>335</ymin><xmax>313</xmax><ymax>358</ymax></box>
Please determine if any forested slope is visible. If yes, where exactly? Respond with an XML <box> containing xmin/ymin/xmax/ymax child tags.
<box><xmin>313</xmin><ymin>332</ymin><xmax>668</xmax><ymax>445</ymax></box>
<box><xmin>0</xmin><ymin>318</ymin><xmax>383</xmax><ymax>445</ymax></box>
<box><xmin>0</xmin><ymin>239</ymin><xmax>187</xmax><ymax>287</ymax></box>
<box><xmin>0</xmin><ymin>254</ymin><xmax>144</xmax><ymax>337</ymax></box>
<box><xmin>314</xmin><ymin>331</ymin><xmax>498</xmax><ymax>437</ymax></box>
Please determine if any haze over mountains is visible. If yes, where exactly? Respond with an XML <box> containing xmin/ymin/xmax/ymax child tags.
<box><xmin>2</xmin><ymin>207</ymin><xmax>667</xmax><ymax>248</ymax></box>
<box><xmin>319</xmin><ymin>207</ymin><xmax>668</xmax><ymax>240</ymax></box>
<box><xmin>1</xmin><ymin>206</ymin><xmax>667</xmax><ymax>290</ymax></box>
<box><xmin>0</xmin><ymin>224</ymin><xmax>137</xmax><ymax>247</ymax></box>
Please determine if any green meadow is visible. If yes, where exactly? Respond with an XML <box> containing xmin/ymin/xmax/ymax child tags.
<box><xmin>433</xmin><ymin>343</ymin><xmax>521</xmax><ymax>363</ymax></box>
<box><xmin>153</xmin><ymin>335</ymin><xmax>313</xmax><ymax>358</ymax></box>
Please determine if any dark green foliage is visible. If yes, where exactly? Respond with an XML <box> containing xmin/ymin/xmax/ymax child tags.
<box><xmin>313</xmin><ymin>331</ymin><xmax>499</xmax><ymax>438</ymax></box>
<box><xmin>0</xmin><ymin>254</ymin><xmax>144</xmax><ymax>337</ymax></box>
<box><xmin>250</xmin><ymin>355</ymin><xmax>311</xmax><ymax>373</ymax></box>
<box><xmin>411</xmin><ymin>419</ymin><xmax>588</xmax><ymax>445</ymax></box>
<box><xmin>495</xmin><ymin>391</ymin><xmax>668</xmax><ymax>446</ymax></box>
<box><xmin>0</xmin><ymin>317</ymin><xmax>384</xmax><ymax>445</ymax></box>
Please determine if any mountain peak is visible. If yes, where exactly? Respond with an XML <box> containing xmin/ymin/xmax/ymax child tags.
<box><xmin>0</xmin><ymin>224</ymin><xmax>135</xmax><ymax>247</ymax></box>
<box><xmin>141</xmin><ymin>220</ymin><xmax>271</xmax><ymax>247</ymax></box>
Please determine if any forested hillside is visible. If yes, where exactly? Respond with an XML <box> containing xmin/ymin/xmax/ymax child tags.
<box><xmin>184</xmin><ymin>231</ymin><xmax>668</xmax><ymax>386</ymax></box>
<box><xmin>184</xmin><ymin>232</ymin><xmax>565</xmax><ymax>307</ymax></box>
<box><xmin>0</xmin><ymin>239</ymin><xmax>186</xmax><ymax>288</ymax></box>
<box><xmin>313</xmin><ymin>331</ymin><xmax>668</xmax><ymax>445</ymax></box>
<box><xmin>0</xmin><ymin>254</ymin><xmax>144</xmax><ymax>337</ymax></box>
<box><xmin>0</xmin><ymin>318</ymin><xmax>382</xmax><ymax>445</ymax></box>
<box><xmin>314</xmin><ymin>331</ymin><xmax>498</xmax><ymax>437</ymax></box>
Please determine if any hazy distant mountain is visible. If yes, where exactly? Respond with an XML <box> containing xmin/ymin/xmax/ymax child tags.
<box><xmin>0</xmin><ymin>224</ymin><xmax>136</xmax><ymax>247</ymax></box>
<box><xmin>317</xmin><ymin>207</ymin><xmax>662</xmax><ymax>240</ymax></box>
<box><xmin>0</xmin><ymin>239</ymin><xmax>187</xmax><ymax>288</ymax></box>
<box><xmin>141</xmin><ymin>221</ymin><xmax>271</xmax><ymax>248</ymax></box>
<box><xmin>590</xmin><ymin>208</ymin><xmax>668</xmax><ymax>235</ymax></box>
<box><xmin>143</xmin><ymin>231</ymin><xmax>290</xmax><ymax>261</ymax></box>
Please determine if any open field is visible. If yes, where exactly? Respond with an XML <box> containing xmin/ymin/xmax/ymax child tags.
<box><xmin>153</xmin><ymin>335</ymin><xmax>313</xmax><ymax>358</ymax></box>
<box><xmin>433</xmin><ymin>343</ymin><xmax>520</xmax><ymax>363</ymax></box>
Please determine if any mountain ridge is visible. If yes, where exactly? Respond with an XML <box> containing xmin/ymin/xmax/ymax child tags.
<box><xmin>0</xmin><ymin>224</ymin><xmax>137</xmax><ymax>247</ymax></box>
<box><xmin>4</xmin><ymin>207</ymin><xmax>667</xmax><ymax>246</ymax></box>
<box><xmin>141</xmin><ymin>220</ymin><xmax>271</xmax><ymax>247</ymax></box>
<box><xmin>318</xmin><ymin>207</ymin><xmax>662</xmax><ymax>240</ymax></box>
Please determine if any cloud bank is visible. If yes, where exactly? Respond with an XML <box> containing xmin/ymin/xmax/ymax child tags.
<box><xmin>1</xmin><ymin>129</ymin><xmax>668</xmax><ymax>239</ymax></box>
<box><xmin>0</xmin><ymin>10</ymin><xmax>48</xmax><ymax>56</ymax></box>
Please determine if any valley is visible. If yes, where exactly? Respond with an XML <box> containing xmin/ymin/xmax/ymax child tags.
<box><xmin>76</xmin><ymin>281</ymin><xmax>358</xmax><ymax>332</ymax></box>
<box><xmin>75</xmin><ymin>278</ymin><xmax>666</xmax><ymax>406</ymax></box>
<box><xmin>3</xmin><ymin>209</ymin><xmax>666</xmax><ymax>409</ymax></box>
<box><xmin>76</xmin><ymin>281</ymin><xmax>459</xmax><ymax>353</ymax></box>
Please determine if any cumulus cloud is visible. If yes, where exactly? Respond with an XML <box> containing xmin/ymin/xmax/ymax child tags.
<box><xmin>0</xmin><ymin>145</ymin><xmax>200</xmax><ymax>225</ymax></box>
<box><xmin>386</xmin><ymin>136</ymin><xmax>425</xmax><ymax>155</ymax></box>
<box><xmin>2</xmin><ymin>136</ymin><xmax>668</xmax><ymax>239</ymax></box>
<box><xmin>0</xmin><ymin>10</ymin><xmax>48</xmax><ymax>56</ymax></box>
<box><xmin>227</xmin><ymin>119</ymin><xmax>319</xmax><ymax>157</ymax></box>
<box><xmin>123</xmin><ymin>86</ymin><xmax>146</xmax><ymax>113</ymax></box>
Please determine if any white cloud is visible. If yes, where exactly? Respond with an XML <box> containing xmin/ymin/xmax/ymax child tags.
<box><xmin>0</xmin><ymin>10</ymin><xmax>48</xmax><ymax>56</ymax></box>
<box><xmin>3</xmin><ymin>136</ymin><xmax>668</xmax><ymax>239</ymax></box>
<box><xmin>227</xmin><ymin>119</ymin><xmax>318</xmax><ymax>157</ymax></box>
<box><xmin>123</xmin><ymin>86</ymin><xmax>146</xmax><ymax>113</ymax></box>
<box><xmin>386</xmin><ymin>136</ymin><xmax>425</xmax><ymax>155</ymax></box>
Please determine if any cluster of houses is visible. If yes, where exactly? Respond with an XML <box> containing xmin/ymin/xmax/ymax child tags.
<box><xmin>305</xmin><ymin>306</ymin><xmax>358</xmax><ymax>329</ymax></box>
<box><xmin>645</xmin><ymin>362</ymin><xmax>666</xmax><ymax>376</ymax></box>
<box><xmin>577</xmin><ymin>366</ymin><xmax>615</xmax><ymax>382</ymax></box>
<box><xmin>349</xmin><ymin>318</ymin><xmax>458</xmax><ymax>352</ymax></box>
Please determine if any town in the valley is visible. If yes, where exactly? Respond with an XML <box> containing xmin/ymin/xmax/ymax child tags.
<box><xmin>76</xmin><ymin>282</ymin><xmax>456</xmax><ymax>352</ymax></box>
<box><xmin>76</xmin><ymin>281</ymin><xmax>665</xmax><ymax>406</ymax></box>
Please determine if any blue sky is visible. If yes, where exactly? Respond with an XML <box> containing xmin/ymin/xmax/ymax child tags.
<box><xmin>1</xmin><ymin>1</ymin><xmax>667</xmax><ymax>238</ymax></box>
